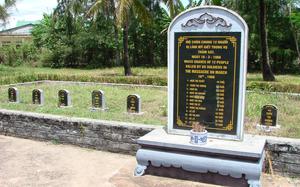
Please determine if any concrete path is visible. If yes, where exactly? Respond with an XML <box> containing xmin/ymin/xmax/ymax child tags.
<box><xmin>0</xmin><ymin>135</ymin><xmax>299</xmax><ymax>187</ymax></box>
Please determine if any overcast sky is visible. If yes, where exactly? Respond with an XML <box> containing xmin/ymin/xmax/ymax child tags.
<box><xmin>1</xmin><ymin>0</ymin><xmax>191</xmax><ymax>30</ymax></box>
<box><xmin>0</xmin><ymin>0</ymin><xmax>57</xmax><ymax>29</ymax></box>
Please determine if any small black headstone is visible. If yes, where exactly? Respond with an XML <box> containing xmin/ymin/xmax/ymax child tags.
<box><xmin>58</xmin><ymin>89</ymin><xmax>71</xmax><ymax>107</ymax></box>
<box><xmin>32</xmin><ymin>89</ymin><xmax>44</xmax><ymax>105</ymax></box>
<box><xmin>260</xmin><ymin>105</ymin><xmax>278</xmax><ymax>127</ymax></box>
<box><xmin>8</xmin><ymin>87</ymin><xmax>19</xmax><ymax>103</ymax></box>
<box><xmin>92</xmin><ymin>90</ymin><xmax>105</xmax><ymax>109</ymax></box>
<box><xmin>127</xmin><ymin>94</ymin><xmax>141</xmax><ymax>113</ymax></box>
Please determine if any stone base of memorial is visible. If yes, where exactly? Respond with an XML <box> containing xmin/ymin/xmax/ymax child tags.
<box><xmin>134</xmin><ymin>128</ymin><xmax>266</xmax><ymax>187</ymax></box>
<box><xmin>256</xmin><ymin>124</ymin><xmax>280</xmax><ymax>132</ymax></box>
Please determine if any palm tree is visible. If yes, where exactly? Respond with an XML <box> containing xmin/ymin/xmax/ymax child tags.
<box><xmin>87</xmin><ymin>0</ymin><xmax>121</xmax><ymax>66</ymax></box>
<box><xmin>54</xmin><ymin>0</ymin><xmax>87</xmax><ymax>40</ymax></box>
<box><xmin>160</xmin><ymin>0</ymin><xmax>202</xmax><ymax>33</ymax></box>
<box><xmin>161</xmin><ymin>0</ymin><xmax>184</xmax><ymax>19</ymax></box>
<box><xmin>89</xmin><ymin>0</ymin><xmax>151</xmax><ymax>76</ymax></box>
<box><xmin>0</xmin><ymin>0</ymin><xmax>16</xmax><ymax>26</ymax></box>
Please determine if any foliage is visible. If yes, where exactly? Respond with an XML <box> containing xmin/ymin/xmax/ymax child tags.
<box><xmin>1</xmin><ymin>65</ymin><xmax>300</xmax><ymax>93</ymax></box>
<box><xmin>0</xmin><ymin>42</ymin><xmax>39</xmax><ymax>67</ymax></box>
<box><xmin>90</xmin><ymin>0</ymin><xmax>152</xmax><ymax>75</ymax></box>
<box><xmin>221</xmin><ymin>0</ymin><xmax>300</xmax><ymax>74</ymax></box>
<box><xmin>0</xmin><ymin>0</ymin><xmax>16</xmax><ymax>25</ymax></box>
<box><xmin>4</xmin><ymin>0</ymin><xmax>300</xmax><ymax>75</ymax></box>
<box><xmin>128</xmin><ymin>1</ymin><xmax>168</xmax><ymax>66</ymax></box>
<box><xmin>30</xmin><ymin>0</ymin><xmax>204</xmax><ymax>70</ymax></box>
<box><xmin>32</xmin><ymin>8</ymin><xmax>116</xmax><ymax>68</ymax></box>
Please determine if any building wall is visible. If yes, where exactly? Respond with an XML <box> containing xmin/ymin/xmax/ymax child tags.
<box><xmin>0</xmin><ymin>35</ymin><xmax>32</xmax><ymax>47</ymax></box>
<box><xmin>0</xmin><ymin>24</ymin><xmax>33</xmax><ymax>47</ymax></box>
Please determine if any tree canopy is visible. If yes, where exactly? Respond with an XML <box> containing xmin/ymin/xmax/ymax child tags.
<box><xmin>0</xmin><ymin>0</ymin><xmax>16</xmax><ymax>26</ymax></box>
<box><xmin>23</xmin><ymin>0</ymin><xmax>300</xmax><ymax>76</ymax></box>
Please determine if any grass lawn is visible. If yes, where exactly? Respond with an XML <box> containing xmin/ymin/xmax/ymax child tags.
<box><xmin>0</xmin><ymin>82</ymin><xmax>299</xmax><ymax>138</ymax></box>
<box><xmin>1</xmin><ymin>65</ymin><xmax>300</xmax><ymax>93</ymax></box>
<box><xmin>246</xmin><ymin>92</ymin><xmax>300</xmax><ymax>138</ymax></box>
<box><xmin>0</xmin><ymin>83</ymin><xmax>168</xmax><ymax>125</ymax></box>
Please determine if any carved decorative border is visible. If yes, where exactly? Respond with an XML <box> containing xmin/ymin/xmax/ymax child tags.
<box><xmin>135</xmin><ymin>148</ymin><xmax>265</xmax><ymax>187</ymax></box>
<box><xmin>181</xmin><ymin>13</ymin><xmax>232</xmax><ymax>28</ymax></box>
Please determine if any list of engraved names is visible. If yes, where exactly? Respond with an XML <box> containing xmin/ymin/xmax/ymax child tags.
<box><xmin>174</xmin><ymin>32</ymin><xmax>241</xmax><ymax>134</ymax></box>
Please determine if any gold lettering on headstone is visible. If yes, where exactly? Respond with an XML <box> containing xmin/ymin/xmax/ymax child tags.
<box><xmin>176</xmin><ymin>35</ymin><xmax>238</xmax><ymax>132</ymax></box>
<box><xmin>264</xmin><ymin>109</ymin><xmax>273</xmax><ymax>126</ymax></box>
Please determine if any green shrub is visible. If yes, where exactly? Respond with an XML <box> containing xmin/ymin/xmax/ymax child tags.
<box><xmin>1</xmin><ymin>70</ymin><xmax>300</xmax><ymax>93</ymax></box>
<box><xmin>246</xmin><ymin>81</ymin><xmax>300</xmax><ymax>93</ymax></box>
<box><xmin>39</xmin><ymin>49</ymin><xmax>54</xmax><ymax>67</ymax></box>
<box><xmin>0</xmin><ymin>42</ymin><xmax>39</xmax><ymax>67</ymax></box>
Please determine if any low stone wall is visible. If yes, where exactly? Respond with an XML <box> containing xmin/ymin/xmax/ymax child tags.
<box><xmin>0</xmin><ymin>109</ymin><xmax>155</xmax><ymax>155</ymax></box>
<box><xmin>266</xmin><ymin>136</ymin><xmax>300</xmax><ymax>177</ymax></box>
<box><xmin>0</xmin><ymin>109</ymin><xmax>299</xmax><ymax>177</ymax></box>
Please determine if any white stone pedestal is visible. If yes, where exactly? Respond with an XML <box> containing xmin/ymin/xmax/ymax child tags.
<box><xmin>135</xmin><ymin>128</ymin><xmax>266</xmax><ymax>187</ymax></box>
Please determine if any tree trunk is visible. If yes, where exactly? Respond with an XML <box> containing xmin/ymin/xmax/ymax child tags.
<box><xmin>292</xmin><ymin>29</ymin><xmax>300</xmax><ymax>65</ymax></box>
<box><xmin>123</xmin><ymin>21</ymin><xmax>132</xmax><ymax>76</ymax></box>
<box><xmin>109</xmin><ymin>0</ymin><xmax>121</xmax><ymax>66</ymax></box>
<box><xmin>148</xmin><ymin>1</ymin><xmax>155</xmax><ymax>66</ymax></box>
<box><xmin>259</xmin><ymin>0</ymin><xmax>275</xmax><ymax>81</ymax></box>
<box><xmin>132</xmin><ymin>30</ymin><xmax>139</xmax><ymax>66</ymax></box>
<box><xmin>148</xmin><ymin>39</ymin><xmax>155</xmax><ymax>66</ymax></box>
<box><xmin>288</xmin><ymin>4</ymin><xmax>300</xmax><ymax>65</ymax></box>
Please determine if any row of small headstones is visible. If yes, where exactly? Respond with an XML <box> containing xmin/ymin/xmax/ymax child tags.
<box><xmin>7</xmin><ymin>87</ymin><xmax>142</xmax><ymax>114</ymax></box>
<box><xmin>6</xmin><ymin>87</ymin><xmax>278</xmax><ymax>127</ymax></box>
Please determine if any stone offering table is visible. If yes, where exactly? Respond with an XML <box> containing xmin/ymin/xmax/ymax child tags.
<box><xmin>135</xmin><ymin>128</ymin><xmax>266</xmax><ymax>187</ymax></box>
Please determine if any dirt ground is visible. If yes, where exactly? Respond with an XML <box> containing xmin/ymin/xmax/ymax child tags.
<box><xmin>0</xmin><ymin>135</ymin><xmax>299</xmax><ymax>187</ymax></box>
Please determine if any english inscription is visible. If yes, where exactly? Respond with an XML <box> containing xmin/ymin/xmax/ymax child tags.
<box><xmin>174</xmin><ymin>32</ymin><xmax>241</xmax><ymax>135</ymax></box>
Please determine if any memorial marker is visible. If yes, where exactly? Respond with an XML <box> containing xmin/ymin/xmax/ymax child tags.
<box><xmin>58</xmin><ymin>89</ymin><xmax>71</xmax><ymax>107</ymax></box>
<box><xmin>259</xmin><ymin>104</ymin><xmax>279</xmax><ymax>130</ymax></box>
<box><xmin>135</xmin><ymin>7</ymin><xmax>266</xmax><ymax>187</ymax></box>
<box><xmin>32</xmin><ymin>89</ymin><xmax>44</xmax><ymax>105</ymax></box>
<box><xmin>168</xmin><ymin>7</ymin><xmax>248</xmax><ymax>140</ymax></box>
<box><xmin>127</xmin><ymin>94</ymin><xmax>141</xmax><ymax>114</ymax></box>
<box><xmin>8</xmin><ymin>87</ymin><xmax>19</xmax><ymax>103</ymax></box>
<box><xmin>91</xmin><ymin>90</ymin><xmax>106</xmax><ymax>110</ymax></box>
